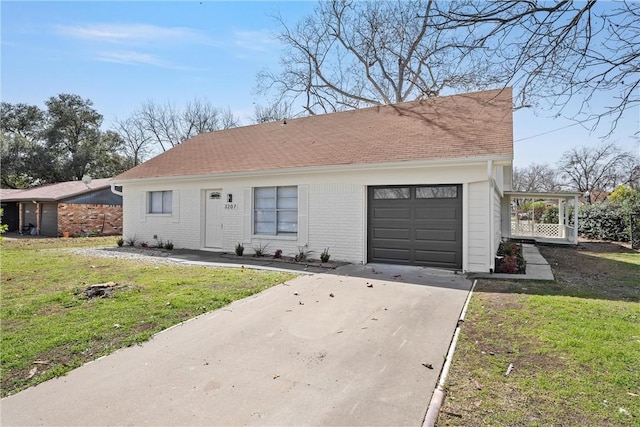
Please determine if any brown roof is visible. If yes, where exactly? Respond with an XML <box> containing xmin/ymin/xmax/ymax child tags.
<box><xmin>114</xmin><ymin>88</ymin><xmax>513</xmax><ymax>181</ymax></box>
<box><xmin>0</xmin><ymin>189</ymin><xmax>25</xmax><ymax>199</ymax></box>
<box><xmin>0</xmin><ymin>178</ymin><xmax>112</xmax><ymax>202</ymax></box>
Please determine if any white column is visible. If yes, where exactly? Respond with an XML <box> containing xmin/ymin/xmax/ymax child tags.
<box><xmin>573</xmin><ymin>196</ymin><xmax>579</xmax><ymax>244</ymax></box>
<box><xmin>558</xmin><ymin>198</ymin><xmax>564</xmax><ymax>238</ymax></box>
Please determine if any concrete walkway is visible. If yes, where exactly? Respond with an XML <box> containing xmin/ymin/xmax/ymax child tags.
<box><xmin>468</xmin><ymin>244</ymin><xmax>554</xmax><ymax>281</ymax></box>
<box><xmin>1</xmin><ymin>263</ymin><xmax>472</xmax><ymax>426</ymax></box>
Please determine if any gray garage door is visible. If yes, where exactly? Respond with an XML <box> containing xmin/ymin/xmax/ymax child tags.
<box><xmin>368</xmin><ymin>185</ymin><xmax>462</xmax><ymax>269</ymax></box>
<box><xmin>40</xmin><ymin>203</ymin><xmax>59</xmax><ymax>237</ymax></box>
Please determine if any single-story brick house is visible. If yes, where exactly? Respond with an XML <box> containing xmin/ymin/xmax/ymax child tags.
<box><xmin>0</xmin><ymin>179</ymin><xmax>123</xmax><ymax>237</ymax></box>
<box><xmin>112</xmin><ymin>88</ymin><xmax>513</xmax><ymax>272</ymax></box>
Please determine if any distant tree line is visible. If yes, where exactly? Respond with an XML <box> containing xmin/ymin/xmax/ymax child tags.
<box><xmin>513</xmin><ymin>142</ymin><xmax>640</xmax><ymax>196</ymax></box>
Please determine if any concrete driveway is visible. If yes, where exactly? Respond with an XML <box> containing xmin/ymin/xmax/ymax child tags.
<box><xmin>1</xmin><ymin>264</ymin><xmax>471</xmax><ymax>426</ymax></box>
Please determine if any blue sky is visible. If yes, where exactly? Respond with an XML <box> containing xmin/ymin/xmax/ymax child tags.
<box><xmin>2</xmin><ymin>1</ymin><xmax>638</xmax><ymax>168</ymax></box>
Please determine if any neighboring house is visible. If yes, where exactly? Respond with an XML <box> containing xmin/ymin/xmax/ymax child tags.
<box><xmin>579</xmin><ymin>190</ymin><xmax>609</xmax><ymax>205</ymax></box>
<box><xmin>112</xmin><ymin>88</ymin><xmax>513</xmax><ymax>272</ymax></box>
<box><xmin>0</xmin><ymin>179</ymin><xmax>123</xmax><ymax>237</ymax></box>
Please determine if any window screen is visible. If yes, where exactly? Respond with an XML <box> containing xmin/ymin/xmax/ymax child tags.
<box><xmin>149</xmin><ymin>191</ymin><xmax>172</xmax><ymax>213</ymax></box>
<box><xmin>254</xmin><ymin>186</ymin><xmax>297</xmax><ymax>235</ymax></box>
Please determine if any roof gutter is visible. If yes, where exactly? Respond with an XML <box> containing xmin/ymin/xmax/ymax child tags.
<box><xmin>111</xmin><ymin>154</ymin><xmax>514</xmax><ymax>185</ymax></box>
<box><xmin>110</xmin><ymin>183</ymin><xmax>123</xmax><ymax>196</ymax></box>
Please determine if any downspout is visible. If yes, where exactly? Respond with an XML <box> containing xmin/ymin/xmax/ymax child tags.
<box><xmin>110</xmin><ymin>183</ymin><xmax>123</xmax><ymax>196</ymax></box>
<box><xmin>489</xmin><ymin>161</ymin><xmax>495</xmax><ymax>269</ymax></box>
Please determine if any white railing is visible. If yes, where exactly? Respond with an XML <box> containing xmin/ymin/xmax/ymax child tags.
<box><xmin>511</xmin><ymin>222</ymin><xmax>562</xmax><ymax>238</ymax></box>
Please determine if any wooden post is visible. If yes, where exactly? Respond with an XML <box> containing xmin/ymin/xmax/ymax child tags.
<box><xmin>35</xmin><ymin>202</ymin><xmax>41</xmax><ymax>235</ymax></box>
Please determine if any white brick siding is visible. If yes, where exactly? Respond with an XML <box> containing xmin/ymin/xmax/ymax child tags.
<box><xmin>119</xmin><ymin>160</ymin><xmax>508</xmax><ymax>271</ymax></box>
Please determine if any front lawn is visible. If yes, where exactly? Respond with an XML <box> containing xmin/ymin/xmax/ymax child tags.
<box><xmin>0</xmin><ymin>237</ymin><xmax>296</xmax><ymax>397</ymax></box>
<box><xmin>438</xmin><ymin>242</ymin><xmax>640</xmax><ymax>426</ymax></box>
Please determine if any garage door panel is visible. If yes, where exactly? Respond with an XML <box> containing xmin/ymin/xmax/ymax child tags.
<box><xmin>413</xmin><ymin>238</ymin><xmax>459</xmax><ymax>251</ymax></box>
<box><xmin>415</xmin><ymin>228</ymin><xmax>457</xmax><ymax>242</ymax></box>
<box><xmin>414</xmin><ymin>219</ymin><xmax>459</xmax><ymax>229</ymax></box>
<box><xmin>368</xmin><ymin>185</ymin><xmax>462</xmax><ymax>269</ymax></box>
<box><xmin>373</xmin><ymin>247</ymin><xmax>411</xmax><ymax>262</ymax></box>
<box><xmin>373</xmin><ymin>227</ymin><xmax>411</xmax><ymax>240</ymax></box>
<box><xmin>372</xmin><ymin>207</ymin><xmax>411</xmax><ymax>219</ymax></box>
<box><xmin>371</xmin><ymin>238</ymin><xmax>411</xmax><ymax>250</ymax></box>
<box><xmin>415</xmin><ymin>249</ymin><xmax>458</xmax><ymax>264</ymax></box>
<box><xmin>415</xmin><ymin>207</ymin><xmax>458</xmax><ymax>220</ymax></box>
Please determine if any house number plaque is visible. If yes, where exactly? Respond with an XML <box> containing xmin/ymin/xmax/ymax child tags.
<box><xmin>224</xmin><ymin>203</ymin><xmax>238</xmax><ymax>210</ymax></box>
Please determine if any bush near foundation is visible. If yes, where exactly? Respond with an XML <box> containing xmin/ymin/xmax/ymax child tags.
<box><xmin>495</xmin><ymin>241</ymin><xmax>526</xmax><ymax>274</ymax></box>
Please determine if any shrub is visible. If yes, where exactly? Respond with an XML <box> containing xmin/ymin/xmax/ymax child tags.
<box><xmin>294</xmin><ymin>244</ymin><xmax>312</xmax><ymax>262</ymax></box>
<box><xmin>235</xmin><ymin>243</ymin><xmax>245</xmax><ymax>256</ymax></box>
<box><xmin>497</xmin><ymin>241</ymin><xmax>519</xmax><ymax>256</ymax></box>
<box><xmin>0</xmin><ymin>208</ymin><xmax>8</xmax><ymax>236</ymax></box>
<box><xmin>124</xmin><ymin>235</ymin><xmax>137</xmax><ymax>247</ymax></box>
<box><xmin>608</xmin><ymin>184</ymin><xmax>638</xmax><ymax>204</ymax></box>
<box><xmin>578</xmin><ymin>199</ymin><xmax>639</xmax><ymax>242</ymax></box>
<box><xmin>320</xmin><ymin>248</ymin><xmax>331</xmax><ymax>263</ymax></box>
<box><xmin>164</xmin><ymin>241</ymin><xmax>174</xmax><ymax>250</ymax></box>
<box><xmin>498</xmin><ymin>254</ymin><xmax>520</xmax><ymax>273</ymax></box>
<box><xmin>541</xmin><ymin>205</ymin><xmax>559</xmax><ymax>224</ymax></box>
<box><xmin>154</xmin><ymin>237</ymin><xmax>164</xmax><ymax>248</ymax></box>
<box><xmin>495</xmin><ymin>241</ymin><xmax>526</xmax><ymax>274</ymax></box>
<box><xmin>273</xmin><ymin>249</ymin><xmax>283</xmax><ymax>259</ymax></box>
<box><xmin>519</xmin><ymin>200</ymin><xmax>547</xmax><ymax>222</ymax></box>
<box><xmin>116</xmin><ymin>237</ymin><xmax>124</xmax><ymax>247</ymax></box>
<box><xmin>253</xmin><ymin>242</ymin><xmax>269</xmax><ymax>257</ymax></box>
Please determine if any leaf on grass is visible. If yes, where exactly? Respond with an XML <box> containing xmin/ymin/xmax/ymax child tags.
<box><xmin>27</xmin><ymin>367</ymin><xmax>37</xmax><ymax>379</ymax></box>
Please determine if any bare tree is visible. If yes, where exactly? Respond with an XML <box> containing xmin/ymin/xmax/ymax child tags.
<box><xmin>114</xmin><ymin>99</ymin><xmax>240</xmax><ymax>155</ymax></box>
<box><xmin>513</xmin><ymin>163</ymin><xmax>561</xmax><ymax>192</ymax></box>
<box><xmin>436</xmin><ymin>0</ymin><xmax>639</xmax><ymax>134</ymax></box>
<box><xmin>256</xmin><ymin>0</ymin><xmax>502</xmax><ymax>115</ymax></box>
<box><xmin>112</xmin><ymin>116</ymin><xmax>153</xmax><ymax>167</ymax></box>
<box><xmin>260</xmin><ymin>0</ymin><xmax>638</xmax><ymax>132</ymax></box>
<box><xmin>557</xmin><ymin>143</ymin><xmax>638</xmax><ymax>195</ymax></box>
<box><xmin>251</xmin><ymin>99</ymin><xmax>292</xmax><ymax>124</ymax></box>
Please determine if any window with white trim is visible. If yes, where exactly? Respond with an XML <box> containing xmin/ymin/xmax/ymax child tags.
<box><xmin>254</xmin><ymin>186</ymin><xmax>297</xmax><ymax>235</ymax></box>
<box><xmin>148</xmin><ymin>191</ymin><xmax>172</xmax><ymax>214</ymax></box>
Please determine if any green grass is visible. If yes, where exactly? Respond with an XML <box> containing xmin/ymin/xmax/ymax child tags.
<box><xmin>594</xmin><ymin>252</ymin><xmax>640</xmax><ymax>265</ymax></box>
<box><xmin>439</xmin><ymin>246</ymin><xmax>640</xmax><ymax>426</ymax></box>
<box><xmin>0</xmin><ymin>237</ymin><xmax>296</xmax><ymax>397</ymax></box>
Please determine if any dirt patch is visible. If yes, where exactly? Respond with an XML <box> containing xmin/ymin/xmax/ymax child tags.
<box><xmin>538</xmin><ymin>241</ymin><xmax>639</xmax><ymax>301</ymax></box>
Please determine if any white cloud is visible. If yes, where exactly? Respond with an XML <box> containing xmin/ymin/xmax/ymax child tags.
<box><xmin>95</xmin><ymin>50</ymin><xmax>195</xmax><ymax>71</ymax></box>
<box><xmin>233</xmin><ymin>30</ymin><xmax>279</xmax><ymax>53</ymax></box>
<box><xmin>56</xmin><ymin>23</ymin><xmax>217</xmax><ymax>46</ymax></box>
<box><xmin>95</xmin><ymin>50</ymin><xmax>164</xmax><ymax>66</ymax></box>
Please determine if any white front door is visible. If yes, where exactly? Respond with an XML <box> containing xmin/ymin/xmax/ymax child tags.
<box><xmin>205</xmin><ymin>190</ymin><xmax>223</xmax><ymax>248</ymax></box>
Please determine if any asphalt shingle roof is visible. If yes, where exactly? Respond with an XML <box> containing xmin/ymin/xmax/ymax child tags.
<box><xmin>0</xmin><ymin>178</ymin><xmax>112</xmax><ymax>202</ymax></box>
<box><xmin>114</xmin><ymin>88</ymin><xmax>513</xmax><ymax>181</ymax></box>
